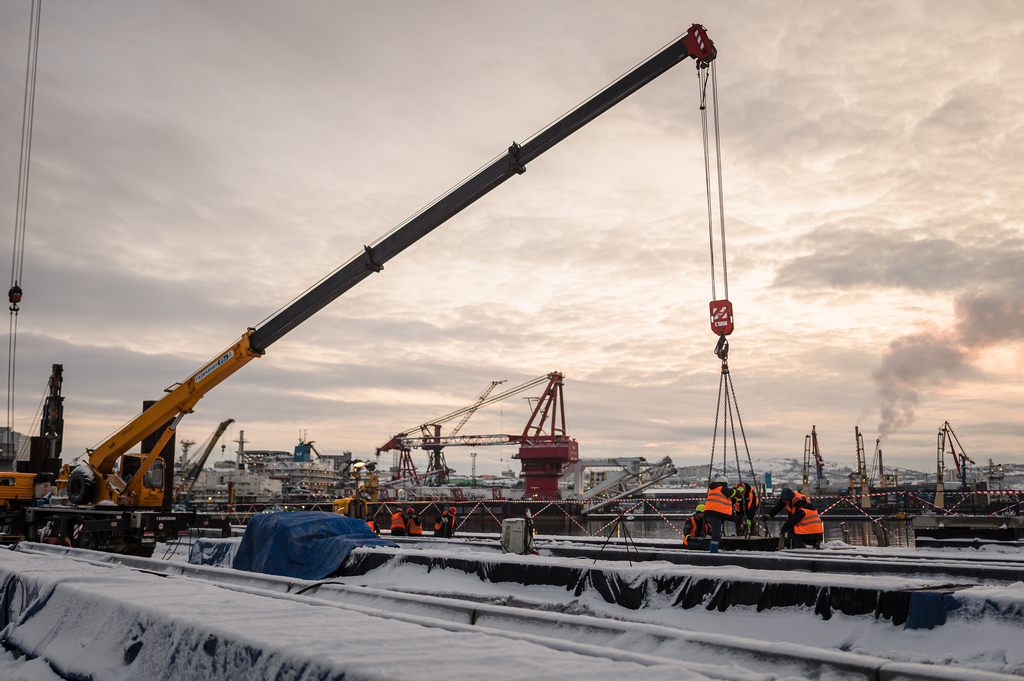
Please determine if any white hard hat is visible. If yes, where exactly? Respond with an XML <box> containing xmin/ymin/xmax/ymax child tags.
<box><xmin>712</xmin><ymin>474</ymin><xmax>729</xmax><ymax>485</ymax></box>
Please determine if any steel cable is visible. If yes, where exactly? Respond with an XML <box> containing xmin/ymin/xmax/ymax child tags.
<box><xmin>7</xmin><ymin>0</ymin><xmax>42</xmax><ymax>442</ymax></box>
<box><xmin>711</xmin><ymin>61</ymin><xmax>728</xmax><ymax>300</ymax></box>
<box><xmin>698</xmin><ymin>66</ymin><xmax>717</xmax><ymax>302</ymax></box>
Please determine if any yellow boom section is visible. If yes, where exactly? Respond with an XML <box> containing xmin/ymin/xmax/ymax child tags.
<box><xmin>91</xmin><ymin>329</ymin><xmax>263</xmax><ymax>475</ymax></box>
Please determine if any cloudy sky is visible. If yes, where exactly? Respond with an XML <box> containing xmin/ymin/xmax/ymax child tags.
<box><xmin>0</xmin><ymin>1</ymin><xmax>1020</xmax><ymax>479</ymax></box>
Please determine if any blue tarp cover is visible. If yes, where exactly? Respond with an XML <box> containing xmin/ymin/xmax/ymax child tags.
<box><xmin>232</xmin><ymin>511</ymin><xmax>397</xmax><ymax>580</ymax></box>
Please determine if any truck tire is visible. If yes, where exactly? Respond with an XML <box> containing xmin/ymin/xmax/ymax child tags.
<box><xmin>67</xmin><ymin>468</ymin><xmax>96</xmax><ymax>506</ymax></box>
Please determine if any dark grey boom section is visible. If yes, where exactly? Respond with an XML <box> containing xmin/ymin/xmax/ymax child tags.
<box><xmin>249</xmin><ymin>30</ymin><xmax>713</xmax><ymax>353</ymax></box>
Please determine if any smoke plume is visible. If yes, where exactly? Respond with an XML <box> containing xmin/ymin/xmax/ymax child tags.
<box><xmin>873</xmin><ymin>293</ymin><xmax>1024</xmax><ymax>438</ymax></box>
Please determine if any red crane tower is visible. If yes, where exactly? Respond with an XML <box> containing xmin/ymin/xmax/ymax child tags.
<box><xmin>515</xmin><ymin>372</ymin><xmax>578</xmax><ymax>499</ymax></box>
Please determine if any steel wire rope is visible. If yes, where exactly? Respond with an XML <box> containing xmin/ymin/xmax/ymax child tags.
<box><xmin>400</xmin><ymin>374</ymin><xmax>548</xmax><ymax>431</ymax></box>
<box><xmin>698</xmin><ymin>66</ymin><xmax>717</xmax><ymax>302</ymax></box>
<box><xmin>711</xmin><ymin>61</ymin><xmax>728</xmax><ymax>300</ymax></box>
<box><xmin>15</xmin><ymin>383</ymin><xmax>47</xmax><ymax>462</ymax></box>
<box><xmin>7</xmin><ymin>0</ymin><xmax>42</xmax><ymax>447</ymax></box>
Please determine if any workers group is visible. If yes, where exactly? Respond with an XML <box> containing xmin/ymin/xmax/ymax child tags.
<box><xmin>369</xmin><ymin>506</ymin><xmax>457</xmax><ymax>538</ymax></box>
<box><xmin>689</xmin><ymin>475</ymin><xmax>823</xmax><ymax>553</ymax></box>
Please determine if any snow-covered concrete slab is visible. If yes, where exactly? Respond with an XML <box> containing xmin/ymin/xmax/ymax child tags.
<box><xmin>8</xmin><ymin>543</ymin><xmax>1024</xmax><ymax>679</ymax></box>
<box><xmin>0</xmin><ymin>549</ymin><xmax>752</xmax><ymax>681</ymax></box>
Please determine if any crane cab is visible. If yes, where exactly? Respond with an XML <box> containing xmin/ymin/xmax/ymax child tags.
<box><xmin>0</xmin><ymin>472</ymin><xmax>37</xmax><ymax>510</ymax></box>
<box><xmin>119</xmin><ymin>454</ymin><xmax>165</xmax><ymax>507</ymax></box>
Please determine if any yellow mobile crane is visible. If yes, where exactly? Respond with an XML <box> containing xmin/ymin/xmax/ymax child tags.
<box><xmin>42</xmin><ymin>24</ymin><xmax>717</xmax><ymax>554</ymax></box>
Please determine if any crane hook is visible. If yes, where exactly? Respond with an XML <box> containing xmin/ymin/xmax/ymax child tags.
<box><xmin>8</xmin><ymin>283</ymin><xmax>22</xmax><ymax>312</ymax></box>
<box><xmin>714</xmin><ymin>334</ymin><xmax>729</xmax><ymax>362</ymax></box>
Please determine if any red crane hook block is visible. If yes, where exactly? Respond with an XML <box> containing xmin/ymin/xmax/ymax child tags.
<box><xmin>709</xmin><ymin>300</ymin><xmax>734</xmax><ymax>336</ymax></box>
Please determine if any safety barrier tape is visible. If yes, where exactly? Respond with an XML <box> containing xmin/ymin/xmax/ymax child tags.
<box><xmin>592</xmin><ymin>500</ymin><xmax>645</xmax><ymax>536</ymax></box>
<box><xmin>987</xmin><ymin>498</ymin><xmax>1024</xmax><ymax>517</ymax></box>
<box><xmin>840</xmin><ymin>497</ymin><xmax>898</xmax><ymax>538</ymax></box>
<box><xmin>210</xmin><ymin>488</ymin><xmax>1024</xmax><ymax>525</ymax></box>
<box><xmin>820</xmin><ymin>497</ymin><xmax>847</xmax><ymax>514</ymax></box>
<box><xmin>554</xmin><ymin>502</ymin><xmax>593</xmax><ymax>536</ymax></box>
<box><xmin>643</xmin><ymin>500</ymin><xmax>685</xmax><ymax>538</ymax></box>
<box><xmin>903</xmin><ymin>492</ymin><xmax>945</xmax><ymax>513</ymax></box>
<box><xmin>943</xmin><ymin>494</ymin><xmax>972</xmax><ymax>515</ymax></box>
<box><xmin>455</xmin><ymin>502</ymin><xmax>482</xmax><ymax>531</ymax></box>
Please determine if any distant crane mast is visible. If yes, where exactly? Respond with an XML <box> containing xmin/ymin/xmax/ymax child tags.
<box><xmin>802</xmin><ymin>425</ymin><xmax>825</xmax><ymax>495</ymax></box>
<box><xmin>938</xmin><ymin>421</ymin><xmax>974</xmax><ymax>491</ymax></box>
<box><xmin>174</xmin><ymin>418</ymin><xmax>235</xmax><ymax>502</ymax></box>
<box><xmin>421</xmin><ymin>379</ymin><xmax>506</xmax><ymax>485</ymax></box>
<box><xmin>868</xmin><ymin>437</ymin><xmax>881</xmax><ymax>486</ymax></box>
<box><xmin>852</xmin><ymin>427</ymin><xmax>871</xmax><ymax>509</ymax></box>
<box><xmin>450</xmin><ymin>380</ymin><xmax>506</xmax><ymax>438</ymax></box>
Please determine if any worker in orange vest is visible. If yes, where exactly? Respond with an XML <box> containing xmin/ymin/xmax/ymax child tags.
<box><xmin>681</xmin><ymin>504</ymin><xmax>710</xmax><ymax>547</ymax></box>
<box><xmin>764</xmin><ymin>487</ymin><xmax>824</xmax><ymax>548</ymax></box>
<box><xmin>732</xmin><ymin>482</ymin><xmax>759</xmax><ymax>536</ymax></box>
<box><xmin>703</xmin><ymin>474</ymin><xmax>742</xmax><ymax>553</ymax></box>
<box><xmin>434</xmin><ymin>506</ymin><xmax>457</xmax><ymax>538</ymax></box>
<box><xmin>406</xmin><ymin>507</ymin><xmax>423</xmax><ymax>536</ymax></box>
<box><xmin>390</xmin><ymin>508</ymin><xmax>408</xmax><ymax>536</ymax></box>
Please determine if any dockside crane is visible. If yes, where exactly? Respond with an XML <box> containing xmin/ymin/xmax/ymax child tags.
<box><xmin>173</xmin><ymin>419</ymin><xmax>235</xmax><ymax>503</ymax></box>
<box><xmin>48</xmin><ymin>26</ymin><xmax>717</xmax><ymax>553</ymax></box>
<box><xmin>851</xmin><ymin>427</ymin><xmax>871</xmax><ymax>508</ymax></box>
<box><xmin>802</xmin><ymin>425</ymin><xmax>825</xmax><ymax>495</ymax></box>
<box><xmin>938</xmin><ymin>421</ymin><xmax>974</xmax><ymax>491</ymax></box>
<box><xmin>378</xmin><ymin>372</ymin><xmax>578</xmax><ymax>499</ymax></box>
<box><xmin>420</xmin><ymin>380</ymin><xmax>506</xmax><ymax>485</ymax></box>
<box><xmin>377</xmin><ymin>374</ymin><xmax>550</xmax><ymax>485</ymax></box>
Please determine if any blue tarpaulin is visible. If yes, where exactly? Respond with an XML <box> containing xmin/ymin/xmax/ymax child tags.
<box><xmin>232</xmin><ymin>511</ymin><xmax>397</xmax><ymax>580</ymax></box>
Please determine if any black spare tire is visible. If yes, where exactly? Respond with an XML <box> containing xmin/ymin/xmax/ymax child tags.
<box><xmin>67</xmin><ymin>467</ymin><xmax>96</xmax><ymax>506</ymax></box>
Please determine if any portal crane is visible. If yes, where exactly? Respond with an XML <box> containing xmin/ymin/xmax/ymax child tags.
<box><xmin>421</xmin><ymin>380</ymin><xmax>506</xmax><ymax>485</ymax></box>
<box><xmin>56</xmin><ymin>26</ymin><xmax>717</xmax><ymax>519</ymax></box>
<box><xmin>851</xmin><ymin>426</ymin><xmax>871</xmax><ymax>508</ymax></box>
<box><xmin>938</xmin><ymin>421</ymin><xmax>974</xmax><ymax>491</ymax></box>
<box><xmin>515</xmin><ymin>372</ymin><xmax>576</xmax><ymax>499</ymax></box>
<box><xmin>801</xmin><ymin>425</ymin><xmax>825</xmax><ymax>495</ymax></box>
<box><xmin>378</xmin><ymin>374</ymin><xmax>551</xmax><ymax>485</ymax></box>
<box><xmin>173</xmin><ymin>419</ymin><xmax>234</xmax><ymax>502</ymax></box>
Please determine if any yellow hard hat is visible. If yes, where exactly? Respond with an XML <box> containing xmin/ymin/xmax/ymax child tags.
<box><xmin>696</xmin><ymin>504</ymin><xmax>705</xmax><ymax>512</ymax></box>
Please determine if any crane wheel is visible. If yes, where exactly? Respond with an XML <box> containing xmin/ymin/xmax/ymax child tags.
<box><xmin>67</xmin><ymin>468</ymin><xmax>96</xmax><ymax>506</ymax></box>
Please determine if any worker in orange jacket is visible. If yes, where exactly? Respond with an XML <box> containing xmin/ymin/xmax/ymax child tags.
<box><xmin>390</xmin><ymin>508</ymin><xmax>408</xmax><ymax>536</ymax></box>
<box><xmin>764</xmin><ymin>487</ymin><xmax>824</xmax><ymax>548</ymax></box>
<box><xmin>732</xmin><ymin>482</ymin><xmax>759</xmax><ymax>536</ymax></box>
<box><xmin>434</xmin><ymin>507</ymin><xmax>456</xmax><ymax>538</ymax></box>
<box><xmin>703</xmin><ymin>474</ymin><xmax>742</xmax><ymax>553</ymax></box>
<box><xmin>682</xmin><ymin>504</ymin><xmax>710</xmax><ymax>546</ymax></box>
<box><xmin>406</xmin><ymin>507</ymin><xmax>423</xmax><ymax>536</ymax></box>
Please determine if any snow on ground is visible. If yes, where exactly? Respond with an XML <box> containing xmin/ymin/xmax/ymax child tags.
<box><xmin>0</xmin><ymin>649</ymin><xmax>64</xmax><ymax>681</ymax></box>
<box><xmin>4</xmin><ymin>537</ymin><xmax>1024</xmax><ymax>680</ymax></box>
<box><xmin>0</xmin><ymin>549</ymin><xmax>729</xmax><ymax>681</ymax></box>
<box><xmin>336</xmin><ymin>553</ymin><xmax>1024</xmax><ymax>676</ymax></box>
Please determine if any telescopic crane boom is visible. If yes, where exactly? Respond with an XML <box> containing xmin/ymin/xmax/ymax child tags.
<box><xmin>59</xmin><ymin>25</ymin><xmax>718</xmax><ymax>507</ymax></box>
